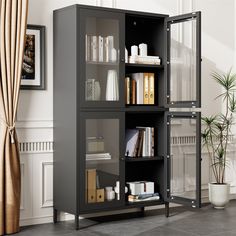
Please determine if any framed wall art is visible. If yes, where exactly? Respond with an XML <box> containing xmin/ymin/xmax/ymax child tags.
<box><xmin>21</xmin><ymin>24</ymin><xmax>45</xmax><ymax>90</ymax></box>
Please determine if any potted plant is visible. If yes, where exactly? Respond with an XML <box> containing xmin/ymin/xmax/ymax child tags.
<box><xmin>202</xmin><ymin>69</ymin><xmax>236</xmax><ymax>209</ymax></box>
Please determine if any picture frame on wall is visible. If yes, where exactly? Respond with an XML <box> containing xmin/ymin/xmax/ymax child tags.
<box><xmin>21</xmin><ymin>24</ymin><xmax>45</xmax><ymax>90</ymax></box>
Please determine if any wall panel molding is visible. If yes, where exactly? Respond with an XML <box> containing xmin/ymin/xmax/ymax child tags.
<box><xmin>19</xmin><ymin>141</ymin><xmax>53</xmax><ymax>154</ymax></box>
<box><xmin>16</xmin><ymin>120</ymin><xmax>53</xmax><ymax>129</ymax></box>
<box><xmin>42</xmin><ymin>162</ymin><xmax>53</xmax><ymax>208</ymax></box>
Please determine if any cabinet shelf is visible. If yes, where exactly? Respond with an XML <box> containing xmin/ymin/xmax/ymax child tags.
<box><xmin>125</xmin><ymin>156</ymin><xmax>164</xmax><ymax>162</ymax></box>
<box><xmin>125</xmin><ymin>106</ymin><xmax>167</xmax><ymax>112</ymax></box>
<box><xmin>126</xmin><ymin>199</ymin><xmax>164</xmax><ymax>208</ymax></box>
<box><xmin>86</xmin><ymin>61</ymin><xmax>118</xmax><ymax>66</ymax></box>
<box><xmin>125</xmin><ymin>63</ymin><xmax>164</xmax><ymax>69</ymax></box>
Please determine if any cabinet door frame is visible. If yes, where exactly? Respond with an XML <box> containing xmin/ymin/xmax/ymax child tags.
<box><xmin>164</xmin><ymin>112</ymin><xmax>201</xmax><ymax>208</ymax></box>
<box><xmin>79</xmin><ymin>8</ymin><xmax>125</xmax><ymax>109</ymax></box>
<box><xmin>79</xmin><ymin>111</ymin><xmax>125</xmax><ymax>213</ymax></box>
<box><xmin>165</xmin><ymin>12</ymin><xmax>201</xmax><ymax>108</ymax></box>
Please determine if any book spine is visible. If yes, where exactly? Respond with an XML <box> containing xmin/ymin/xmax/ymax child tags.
<box><xmin>149</xmin><ymin>73</ymin><xmax>155</xmax><ymax>104</ymax></box>
<box><xmin>142</xmin><ymin>130</ymin><xmax>146</xmax><ymax>156</ymax></box>
<box><xmin>91</xmin><ymin>36</ymin><xmax>97</xmax><ymax>62</ymax></box>
<box><xmin>107</xmin><ymin>36</ymin><xmax>114</xmax><ymax>62</ymax></box>
<box><xmin>143</xmin><ymin>73</ymin><xmax>149</xmax><ymax>104</ymax></box>
<box><xmin>151</xmin><ymin>127</ymin><xmax>154</xmax><ymax>157</ymax></box>
<box><xmin>125</xmin><ymin>77</ymin><xmax>130</xmax><ymax>105</ymax></box>
<box><xmin>147</xmin><ymin>127</ymin><xmax>152</xmax><ymax>156</ymax></box>
<box><xmin>104</xmin><ymin>37</ymin><xmax>109</xmax><ymax>62</ymax></box>
<box><xmin>98</xmin><ymin>36</ymin><xmax>104</xmax><ymax>62</ymax></box>
<box><xmin>131</xmin><ymin>79</ymin><xmax>136</xmax><ymax>104</ymax></box>
<box><xmin>87</xmin><ymin>169</ymin><xmax>96</xmax><ymax>203</ymax></box>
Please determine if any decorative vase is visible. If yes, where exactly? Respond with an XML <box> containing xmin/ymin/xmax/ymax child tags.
<box><xmin>208</xmin><ymin>183</ymin><xmax>230</xmax><ymax>209</ymax></box>
<box><xmin>106</xmin><ymin>70</ymin><xmax>119</xmax><ymax>101</ymax></box>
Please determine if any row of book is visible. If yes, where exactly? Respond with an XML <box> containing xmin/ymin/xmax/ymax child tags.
<box><xmin>128</xmin><ymin>193</ymin><xmax>160</xmax><ymax>202</ymax></box>
<box><xmin>85</xmin><ymin>35</ymin><xmax>117</xmax><ymax>63</ymax></box>
<box><xmin>125</xmin><ymin>127</ymin><xmax>155</xmax><ymax>158</ymax></box>
<box><xmin>125</xmin><ymin>73</ymin><xmax>155</xmax><ymax>105</ymax></box>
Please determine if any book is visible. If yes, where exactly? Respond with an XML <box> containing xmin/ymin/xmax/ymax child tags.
<box><xmin>137</xmin><ymin>129</ymin><xmax>144</xmax><ymax>157</ymax></box>
<box><xmin>107</xmin><ymin>35</ymin><xmax>114</xmax><ymax>62</ymax></box>
<box><xmin>125</xmin><ymin>77</ymin><xmax>130</xmax><ymax>104</ymax></box>
<box><xmin>146</xmin><ymin>127</ymin><xmax>152</xmax><ymax>156</ymax></box>
<box><xmin>151</xmin><ymin>128</ymin><xmax>155</xmax><ymax>156</ymax></box>
<box><xmin>131</xmin><ymin>79</ymin><xmax>136</xmax><ymax>104</ymax></box>
<box><xmin>125</xmin><ymin>129</ymin><xmax>139</xmax><ymax>157</ymax></box>
<box><xmin>133</xmin><ymin>73</ymin><xmax>144</xmax><ymax>104</ymax></box>
<box><xmin>133</xmin><ymin>130</ymin><xmax>142</xmax><ymax>157</ymax></box>
<box><xmin>87</xmin><ymin>169</ymin><xmax>96</xmax><ymax>203</ymax></box>
<box><xmin>86</xmin><ymin>153</ymin><xmax>111</xmax><ymax>160</ymax></box>
<box><xmin>128</xmin><ymin>193</ymin><xmax>160</xmax><ymax>202</ymax></box>
<box><xmin>91</xmin><ymin>36</ymin><xmax>97</xmax><ymax>61</ymax></box>
<box><xmin>143</xmin><ymin>73</ymin><xmax>149</xmax><ymax>104</ymax></box>
<box><xmin>104</xmin><ymin>37</ymin><xmax>109</xmax><ymax>62</ymax></box>
<box><xmin>98</xmin><ymin>36</ymin><xmax>104</xmax><ymax>62</ymax></box>
<box><xmin>149</xmin><ymin>73</ymin><xmax>155</xmax><ymax>104</ymax></box>
<box><xmin>128</xmin><ymin>55</ymin><xmax>161</xmax><ymax>65</ymax></box>
<box><xmin>136</xmin><ymin>126</ymin><xmax>155</xmax><ymax>157</ymax></box>
<box><xmin>85</xmin><ymin>35</ymin><xmax>91</xmax><ymax>61</ymax></box>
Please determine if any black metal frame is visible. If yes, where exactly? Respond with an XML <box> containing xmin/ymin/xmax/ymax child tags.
<box><xmin>53</xmin><ymin>4</ymin><xmax>202</xmax><ymax>230</ymax></box>
<box><xmin>79</xmin><ymin>8</ymin><xmax>125</xmax><ymax>109</ymax></box>
<box><xmin>165</xmin><ymin>12</ymin><xmax>201</xmax><ymax>108</ymax></box>
<box><xmin>164</xmin><ymin>112</ymin><xmax>201</xmax><ymax>208</ymax></box>
<box><xmin>21</xmin><ymin>24</ymin><xmax>46</xmax><ymax>90</ymax></box>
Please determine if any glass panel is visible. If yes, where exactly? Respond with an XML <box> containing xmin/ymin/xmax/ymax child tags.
<box><xmin>85</xmin><ymin>119</ymin><xmax>120</xmax><ymax>204</ymax></box>
<box><xmin>85</xmin><ymin>17</ymin><xmax>120</xmax><ymax>102</ymax></box>
<box><xmin>170</xmin><ymin>18</ymin><xmax>197</xmax><ymax>103</ymax></box>
<box><xmin>170</xmin><ymin>117</ymin><xmax>196</xmax><ymax>200</ymax></box>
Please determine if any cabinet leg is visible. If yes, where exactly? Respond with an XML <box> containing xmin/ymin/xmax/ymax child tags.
<box><xmin>53</xmin><ymin>208</ymin><xmax>58</xmax><ymax>223</ymax></box>
<box><xmin>75</xmin><ymin>215</ymin><xmax>79</xmax><ymax>230</ymax></box>
<box><xmin>165</xmin><ymin>202</ymin><xmax>169</xmax><ymax>217</ymax></box>
<box><xmin>140</xmin><ymin>207</ymin><xmax>145</xmax><ymax>216</ymax></box>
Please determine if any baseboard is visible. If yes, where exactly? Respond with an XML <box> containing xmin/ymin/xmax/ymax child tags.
<box><xmin>20</xmin><ymin>213</ymin><xmax>74</xmax><ymax>227</ymax></box>
<box><xmin>20</xmin><ymin>216</ymin><xmax>54</xmax><ymax>227</ymax></box>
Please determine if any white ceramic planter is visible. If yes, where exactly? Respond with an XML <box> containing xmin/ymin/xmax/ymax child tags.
<box><xmin>208</xmin><ymin>183</ymin><xmax>230</xmax><ymax>209</ymax></box>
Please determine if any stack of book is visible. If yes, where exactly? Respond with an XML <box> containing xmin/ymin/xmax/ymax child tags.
<box><xmin>125</xmin><ymin>127</ymin><xmax>155</xmax><ymax>157</ymax></box>
<box><xmin>125</xmin><ymin>73</ymin><xmax>155</xmax><ymax>105</ymax></box>
<box><xmin>86</xmin><ymin>153</ymin><xmax>111</xmax><ymax>161</ymax></box>
<box><xmin>86</xmin><ymin>35</ymin><xmax>117</xmax><ymax>63</ymax></box>
<box><xmin>128</xmin><ymin>55</ymin><xmax>161</xmax><ymax>65</ymax></box>
<box><xmin>128</xmin><ymin>193</ymin><xmax>160</xmax><ymax>202</ymax></box>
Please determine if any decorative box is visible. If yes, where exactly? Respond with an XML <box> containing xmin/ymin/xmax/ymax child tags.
<box><xmin>127</xmin><ymin>181</ymin><xmax>154</xmax><ymax>195</ymax></box>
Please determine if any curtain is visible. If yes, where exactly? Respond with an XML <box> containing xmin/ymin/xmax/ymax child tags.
<box><xmin>0</xmin><ymin>0</ymin><xmax>28</xmax><ymax>235</ymax></box>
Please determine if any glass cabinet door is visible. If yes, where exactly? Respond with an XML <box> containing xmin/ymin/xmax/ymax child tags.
<box><xmin>79</xmin><ymin>9</ymin><xmax>125</xmax><ymax>108</ymax></box>
<box><xmin>165</xmin><ymin>112</ymin><xmax>201</xmax><ymax>208</ymax></box>
<box><xmin>80</xmin><ymin>112</ymin><xmax>125</xmax><ymax>211</ymax></box>
<box><xmin>166</xmin><ymin>12</ymin><xmax>201</xmax><ymax>108</ymax></box>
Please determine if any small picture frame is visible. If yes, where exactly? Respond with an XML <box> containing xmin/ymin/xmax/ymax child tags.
<box><xmin>21</xmin><ymin>25</ymin><xmax>45</xmax><ymax>90</ymax></box>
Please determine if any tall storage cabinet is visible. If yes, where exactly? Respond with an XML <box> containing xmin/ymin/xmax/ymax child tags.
<box><xmin>53</xmin><ymin>4</ymin><xmax>201</xmax><ymax>229</ymax></box>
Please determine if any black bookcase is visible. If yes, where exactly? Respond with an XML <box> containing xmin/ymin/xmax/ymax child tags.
<box><xmin>53</xmin><ymin>4</ymin><xmax>201</xmax><ymax>230</ymax></box>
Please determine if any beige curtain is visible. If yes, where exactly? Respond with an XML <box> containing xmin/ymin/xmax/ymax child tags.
<box><xmin>0</xmin><ymin>0</ymin><xmax>28</xmax><ymax>235</ymax></box>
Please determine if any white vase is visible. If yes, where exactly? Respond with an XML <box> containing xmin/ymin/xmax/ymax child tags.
<box><xmin>208</xmin><ymin>183</ymin><xmax>230</xmax><ymax>209</ymax></box>
<box><xmin>106</xmin><ymin>70</ymin><xmax>119</xmax><ymax>101</ymax></box>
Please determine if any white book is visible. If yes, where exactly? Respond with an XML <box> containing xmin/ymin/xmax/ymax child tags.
<box><xmin>147</xmin><ymin>127</ymin><xmax>152</xmax><ymax>156</ymax></box>
<box><xmin>104</xmin><ymin>37</ymin><xmax>109</xmax><ymax>62</ymax></box>
<box><xmin>133</xmin><ymin>73</ymin><xmax>144</xmax><ymax>104</ymax></box>
<box><xmin>91</xmin><ymin>36</ymin><xmax>97</xmax><ymax>61</ymax></box>
<box><xmin>86</xmin><ymin>153</ymin><xmax>111</xmax><ymax>160</ymax></box>
<box><xmin>142</xmin><ymin>130</ymin><xmax>146</xmax><ymax>157</ymax></box>
<box><xmin>107</xmin><ymin>36</ymin><xmax>114</xmax><ymax>62</ymax></box>
<box><xmin>98</xmin><ymin>36</ymin><xmax>104</xmax><ymax>62</ymax></box>
<box><xmin>86</xmin><ymin>35</ymin><xmax>91</xmax><ymax>61</ymax></box>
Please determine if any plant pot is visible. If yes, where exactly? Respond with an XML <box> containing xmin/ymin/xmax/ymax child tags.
<box><xmin>208</xmin><ymin>183</ymin><xmax>230</xmax><ymax>209</ymax></box>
